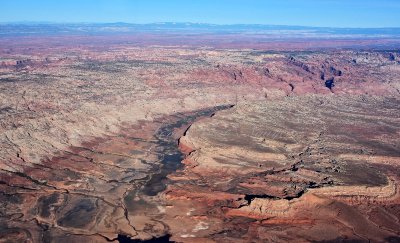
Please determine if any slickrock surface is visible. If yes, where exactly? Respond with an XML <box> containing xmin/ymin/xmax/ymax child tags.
<box><xmin>173</xmin><ymin>96</ymin><xmax>400</xmax><ymax>242</ymax></box>
<box><xmin>1</xmin><ymin>37</ymin><xmax>400</xmax><ymax>242</ymax></box>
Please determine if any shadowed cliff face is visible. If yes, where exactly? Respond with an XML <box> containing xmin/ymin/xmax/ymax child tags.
<box><xmin>0</xmin><ymin>38</ymin><xmax>400</xmax><ymax>242</ymax></box>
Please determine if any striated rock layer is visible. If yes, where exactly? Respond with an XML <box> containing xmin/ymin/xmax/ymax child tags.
<box><xmin>170</xmin><ymin>95</ymin><xmax>400</xmax><ymax>242</ymax></box>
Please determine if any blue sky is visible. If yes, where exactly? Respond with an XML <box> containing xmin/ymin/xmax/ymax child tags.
<box><xmin>1</xmin><ymin>0</ymin><xmax>400</xmax><ymax>28</ymax></box>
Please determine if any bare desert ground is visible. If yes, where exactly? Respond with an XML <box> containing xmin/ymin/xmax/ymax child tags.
<box><xmin>0</xmin><ymin>27</ymin><xmax>400</xmax><ymax>242</ymax></box>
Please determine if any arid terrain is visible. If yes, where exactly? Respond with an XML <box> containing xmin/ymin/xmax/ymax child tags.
<box><xmin>0</xmin><ymin>24</ymin><xmax>400</xmax><ymax>242</ymax></box>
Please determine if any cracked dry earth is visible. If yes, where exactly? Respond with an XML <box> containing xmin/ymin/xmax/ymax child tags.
<box><xmin>0</xmin><ymin>45</ymin><xmax>400</xmax><ymax>242</ymax></box>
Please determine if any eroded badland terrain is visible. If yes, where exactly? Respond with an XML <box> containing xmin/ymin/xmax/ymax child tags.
<box><xmin>0</xmin><ymin>25</ymin><xmax>400</xmax><ymax>242</ymax></box>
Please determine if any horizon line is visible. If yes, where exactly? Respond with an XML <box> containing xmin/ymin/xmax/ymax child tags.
<box><xmin>1</xmin><ymin>21</ymin><xmax>400</xmax><ymax>30</ymax></box>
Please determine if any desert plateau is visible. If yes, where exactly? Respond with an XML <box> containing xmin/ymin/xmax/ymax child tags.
<box><xmin>0</xmin><ymin>22</ymin><xmax>399</xmax><ymax>242</ymax></box>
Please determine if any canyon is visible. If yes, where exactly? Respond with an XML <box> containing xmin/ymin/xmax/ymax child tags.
<box><xmin>0</xmin><ymin>24</ymin><xmax>400</xmax><ymax>242</ymax></box>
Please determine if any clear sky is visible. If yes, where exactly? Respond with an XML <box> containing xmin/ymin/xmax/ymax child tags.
<box><xmin>1</xmin><ymin>0</ymin><xmax>400</xmax><ymax>28</ymax></box>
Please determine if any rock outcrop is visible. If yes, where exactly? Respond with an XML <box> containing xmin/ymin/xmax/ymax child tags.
<box><xmin>167</xmin><ymin>96</ymin><xmax>400</xmax><ymax>242</ymax></box>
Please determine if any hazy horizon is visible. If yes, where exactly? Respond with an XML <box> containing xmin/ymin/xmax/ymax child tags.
<box><xmin>2</xmin><ymin>21</ymin><xmax>400</xmax><ymax>30</ymax></box>
<box><xmin>1</xmin><ymin>0</ymin><xmax>400</xmax><ymax>28</ymax></box>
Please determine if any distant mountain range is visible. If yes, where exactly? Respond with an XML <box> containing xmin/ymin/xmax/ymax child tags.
<box><xmin>1</xmin><ymin>22</ymin><xmax>400</xmax><ymax>38</ymax></box>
